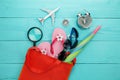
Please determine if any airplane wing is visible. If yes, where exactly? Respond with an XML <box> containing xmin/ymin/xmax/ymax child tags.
<box><xmin>51</xmin><ymin>13</ymin><xmax>55</xmax><ymax>25</ymax></box>
<box><xmin>40</xmin><ymin>9</ymin><xmax>51</xmax><ymax>13</ymax></box>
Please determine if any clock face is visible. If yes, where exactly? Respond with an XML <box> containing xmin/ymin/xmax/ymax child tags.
<box><xmin>78</xmin><ymin>15</ymin><xmax>92</xmax><ymax>28</ymax></box>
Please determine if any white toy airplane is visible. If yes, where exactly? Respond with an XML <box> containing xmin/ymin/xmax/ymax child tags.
<box><xmin>38</xmin><ymin>7</ymin><xmax>60</xmax><ymax>25</ymax></box>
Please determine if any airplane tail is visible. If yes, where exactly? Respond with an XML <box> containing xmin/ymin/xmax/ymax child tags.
<box><xmin>38</xmin><ymin>18</ymin><xmax>44</xmax><ymax>25</ymax></box>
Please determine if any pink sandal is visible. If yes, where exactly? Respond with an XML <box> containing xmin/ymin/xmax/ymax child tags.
<box><xmin>51</xmin><ymin>28</ymin><xmax>67</xmax><ymax>58</ymax></box>
<box><xmin>37</xmin><ymin>42</ymin><xmax>53</xmax><ymax>57</ymax></box>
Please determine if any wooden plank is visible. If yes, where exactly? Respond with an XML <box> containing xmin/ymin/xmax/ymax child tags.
<box><xmin>70</xmin><ymin>64</ymin><xmax>120</xmax><ymax>80</ymax></box>
<box><xmin>1</xmin><ymin>8</ymin><xmax>120</xmax><ymax>18</ymax></box>
<box><xmin>0</xmin><ymin>64</ymin><xmax>120</xmax><ymax>80</ymax></box>
<box><xmin>1</xmin><ymin>0</ymin><xmax>120</xmax><ymax>6</ymax></box>
<box><xmin>0</xmin><ymin>0</ymin><xmax>120</xmax><ymax>18</ymax></box>
<box><xmin>0</xmin><ymin>18</ymin><xmax>120</xmax><ymax>41</ymax></box>
<box><xmin>0</xmin><ymin>41</ymin><xmax>120</xmax><ymax>63</ymax></box>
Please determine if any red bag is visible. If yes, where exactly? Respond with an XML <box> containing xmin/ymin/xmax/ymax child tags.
<box><xmin>19</xmin><ymin>47</ymin><xmax>76</xmax><ymax>80</ymax></box>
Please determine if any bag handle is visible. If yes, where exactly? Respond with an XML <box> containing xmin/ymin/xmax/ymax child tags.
<box><xmin>25</xmin><ymin>47</ymin><xmax>62</xmax><ymax>74</ymax></box>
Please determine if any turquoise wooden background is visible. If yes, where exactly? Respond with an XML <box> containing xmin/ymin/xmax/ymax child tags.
<box><xmin>0</xmin><ymin>0</ymin><xmax>120</xmax><ymax>80</ymax></box>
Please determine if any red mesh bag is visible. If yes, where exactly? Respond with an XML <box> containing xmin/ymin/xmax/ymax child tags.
<box><xmin>19</xmin><ymin>47</ymin><xmax>76</xmax><ymax>80</ymax></box>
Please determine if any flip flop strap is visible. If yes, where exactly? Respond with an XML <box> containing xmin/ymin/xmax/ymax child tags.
<box><xmin>40</xmin><ymin>48</ymin><xmax>48</xmax><ymax>55</ymax></box>
<box><xmin>51</xmin><ymin>38</ymin><xmax>64</xmax><ymax>55</ymax></box>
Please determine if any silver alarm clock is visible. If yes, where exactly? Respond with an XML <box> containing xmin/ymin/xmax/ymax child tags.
<box><xmin>77</xmin><ymin>10</ymin><xmax>92</xmax><ymax>28</ymax></box>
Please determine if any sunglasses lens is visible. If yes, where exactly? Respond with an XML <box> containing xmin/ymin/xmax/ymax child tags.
<box><xmin>64</xmin><ymin>39</ymin><xmax>71</xmax><ymax>49</ymax></box>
